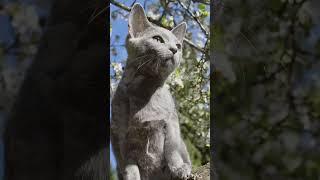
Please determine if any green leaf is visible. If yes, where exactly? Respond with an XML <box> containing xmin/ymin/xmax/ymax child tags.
<box><xmin>168</xmin><ymin>16</ymin><xmax>174</xmax><ymax>28</ymax></box>
<box><xmin>161</xmin><ymin>16</ymin><xmax>168</xmax><ymax>27</ymax></box>
<box><xmin>198</xmin><ymin>4</ymin><xmax>206</xmax><ymax>11</ymax></box>
<box><xmin>202</xmin><ymin>11</ymin><xmax>209</xmax><ymax>17</ymax></box>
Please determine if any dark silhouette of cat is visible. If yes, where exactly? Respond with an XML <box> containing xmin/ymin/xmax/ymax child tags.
<box><xmin>4</xmin><ymin>0</ymin><xmax>108</xmax><ymax>179</ymax></box>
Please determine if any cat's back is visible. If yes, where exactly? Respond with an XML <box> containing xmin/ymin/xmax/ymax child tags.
<box><xmin>111</xmin><ymin>81</ymin><xmax>129</xmax><ymax>124</ymax></box>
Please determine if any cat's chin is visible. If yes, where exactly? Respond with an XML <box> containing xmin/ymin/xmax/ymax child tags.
<box><xmin>162</xmin><ymin>58</ymin><xmax>175</xmax><ymax>67</ymax></box>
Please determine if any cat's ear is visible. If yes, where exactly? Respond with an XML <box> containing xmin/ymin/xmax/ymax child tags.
<box><xmin>128</xmin><ymin>3</ymin><xmax>151</xmax><ymax>38</ymax></box>
<box><xmin>171</xmin><ymin>22</ymin><xmax>187</xmax><ymax>43</ymax></box>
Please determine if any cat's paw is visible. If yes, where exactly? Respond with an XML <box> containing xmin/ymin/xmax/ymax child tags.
<box><xmin>170</xmin><ymin>163</ymin><xmax>192</xmax><ymax>180</ymax></box>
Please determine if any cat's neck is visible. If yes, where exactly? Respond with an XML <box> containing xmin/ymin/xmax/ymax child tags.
<box><xmin>119</xmin><ymin>54</ymin><xmax>169</xmax><ymax>99</ymax></box>
<box><xmin>125</xmin><ymin>72</ymin><xmax>166</xmax><ymax>98</ymax></box>
<box><xmin>123</xmin><ymin>72</ymin><xmax>170</xmax><ymax>115</ymax></box>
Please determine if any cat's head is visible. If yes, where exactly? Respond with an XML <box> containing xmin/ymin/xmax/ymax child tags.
<box><xmin>125</xmin><ymin>3</ymin><xmax>187</xmax><ymax>79</ymax></box>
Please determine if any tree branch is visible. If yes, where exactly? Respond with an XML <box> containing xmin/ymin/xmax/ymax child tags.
<box><xmin>192</xmin><ymin>0</ymin><xmax>210</xmax><ymax>5</ymax></box>
<box><xmin>177</xmin><ymin>0</ymin><xmax>209</xmax><ymax>36</ymax></box>
<box><xmin>110</xmin><ymin>0</ymin><xmax>205</xmax><ymax>53</ymax></box>
<box><xmin>184</xmin><ymin>38</ymin><xmax>205</xmax><ymax>53</ymax></box>
<box><xmin>110</xmin><ymin>0</ymin><xmax>130</xmax><ymax>11</ymax></box>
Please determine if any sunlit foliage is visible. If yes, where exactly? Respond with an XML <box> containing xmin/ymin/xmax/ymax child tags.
<box><xmin>213</xmin><ymin>0</ymin><xmax>320</xmax><ymax>179</ymax></box>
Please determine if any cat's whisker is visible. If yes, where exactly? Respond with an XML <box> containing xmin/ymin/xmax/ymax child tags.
<box><xmin>127</xmin><ymin>54</ymin><xmax>152</xmax><ymax>67</ymax></box>
<box><xmin>155</xmin><ymin>59</ymin><xmax>160</xmax><ymax>74</ymax></box>
<box><xmin>136</xmin><ymin>58</ymin><xmax>150</xmax><ymax>69</ymax></box>
<box><xmin>132</xmin><ymin>57</ymin><xmax>155</xmax><ymax>77</ymax></box>
<box><xmin>136</xmin><ymin>57</ymin><xmax>155</xmax><ymax>72</ymax></box>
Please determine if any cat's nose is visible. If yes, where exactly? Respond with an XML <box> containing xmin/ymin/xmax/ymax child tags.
<box><xmin>169</xmin><ymin>47</ymin><xmax>178</xmax><ymax>54</ymax></box>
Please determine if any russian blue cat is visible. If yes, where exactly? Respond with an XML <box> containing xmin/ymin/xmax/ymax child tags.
<box><xmin>111</xmin><ymin>3</ymin><xmax>191</xmax><ymax>180</ymax></box>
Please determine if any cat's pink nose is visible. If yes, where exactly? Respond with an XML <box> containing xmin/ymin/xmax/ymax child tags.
<box><xmin>170</xmin><ymin>47</ymin><xmax>177</xmax><ymax>54</ymax></box>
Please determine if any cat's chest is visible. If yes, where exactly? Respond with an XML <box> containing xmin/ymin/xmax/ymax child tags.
<box><xmin>125</xmin><ymin>119</ymin><xmax>166</xmax><ymax>174</ymax></box>
<box><xmin>130</xmin><ymin>87</ymin><xmax>175</xmax><ymax>122</ymax></box>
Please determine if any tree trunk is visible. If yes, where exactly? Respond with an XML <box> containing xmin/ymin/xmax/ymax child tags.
<box><xmin>4</xmin><ymin>0</ymin><xmax>108</xmax><ymax>179</ymax></box>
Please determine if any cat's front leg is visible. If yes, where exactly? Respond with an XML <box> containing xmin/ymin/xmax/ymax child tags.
<box><xmin>123</xmin><ymin>164</ymin><xmax>141</xmax><ymax>180</ymax></box>
<box><xmin>179</xmin><ymin>140</ymin><xmax>192</xmax><ymax>168</ymax></box>
<box><xmin>166</xmin><ymin>151</ymin><xmax>191</xmax><ymax>180</ymax></box>
<box><xmin>164</xmin><ymin>123</ymin><xmax>192</xmax><ymax>180</ymax></box>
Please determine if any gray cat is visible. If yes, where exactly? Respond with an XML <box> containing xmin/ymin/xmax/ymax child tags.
<box><xmin>111</xmin><ymin>3</ymin><xmax>191</xmax><ymax>180</ymax></box>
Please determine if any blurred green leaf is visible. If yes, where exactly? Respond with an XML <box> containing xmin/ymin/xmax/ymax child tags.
<box><xmin>198</xmin><ymin>4</ymin><xmax>206</xmax><ymax>11</ymax></box>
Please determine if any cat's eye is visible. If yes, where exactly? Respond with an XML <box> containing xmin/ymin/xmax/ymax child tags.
<box><xmin>152</xmin><ymin>35</ymin><xmax>164</xmax><ymax>43</ymax></box>
<box><xmin>176</xmin><ymin>43</ymin><xmax>181</xmax><ymax>50</ymax></box>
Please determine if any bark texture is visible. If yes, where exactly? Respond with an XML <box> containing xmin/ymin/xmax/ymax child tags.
<box><xmin>187</xmin><ymin>163</ymin><xmax>212</xmax><ymax>180</ymax></box>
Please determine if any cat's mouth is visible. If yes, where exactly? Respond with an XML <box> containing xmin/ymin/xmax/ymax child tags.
<box><xmin>164</xmin><ymin>58</ymin><xmax>175</xmax><ymax>65</ymax></box>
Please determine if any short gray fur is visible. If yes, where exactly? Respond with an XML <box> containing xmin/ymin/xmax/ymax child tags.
<box><xmin>111</xmin><ymin>3</ymin><xmax>191</xmax><ymax>180</ymax></box>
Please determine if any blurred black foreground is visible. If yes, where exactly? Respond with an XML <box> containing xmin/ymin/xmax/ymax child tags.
<box><xmin>4</xmin><ymin>0</ymin><xmax>108</xmax><ymax>179</ymax></box>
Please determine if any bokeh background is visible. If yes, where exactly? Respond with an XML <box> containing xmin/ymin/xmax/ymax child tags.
<box><xmin>110</xmin><ymin>0</ymin><xmax>210</xmax><ymax>179</ymax></box>
<box><xmin>0</xmin><ymin>0</ymin><xmax>52</xmax><ymax>179</ymax></box>
<box><xmin>213</xmin><ymin>0</ymin><xmax>320</xmax><ymax>179</ymax></box>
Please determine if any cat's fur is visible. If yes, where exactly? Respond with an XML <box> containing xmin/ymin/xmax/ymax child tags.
<box><xmin>111</xmin><ymin>4</ymin><xmax>191</xmax><ymax>180</ymax></box>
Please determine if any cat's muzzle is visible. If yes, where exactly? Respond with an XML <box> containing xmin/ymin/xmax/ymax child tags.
<box><xmin>164</xmin><ymin>58</ymin><xmax>175</xmax><ymax>65</ymax></box>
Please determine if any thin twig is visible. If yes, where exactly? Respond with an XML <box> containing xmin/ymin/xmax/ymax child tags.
<box><xmin>88</xmin><ymin>2</ymin><xmax>108</xmax><ymax>24</ymax></box>
<box><xmin>184</xmin><ymin>38</ymin><xmax>205</xmax><ymax>53</ymax></box>
<box><xmin>110</xmin><ymin>0</ymin><xmax>130</xmax><ymax>11</ymax></box>
<box><xmin>192</xmin><ymin>0</ymin><xmax>210</xmax><ymax>5</ymax></box>
<box><xmin>177</xmin><ymin>0</ymin><xmax>209</xmax><ymax>36</ymax></box>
